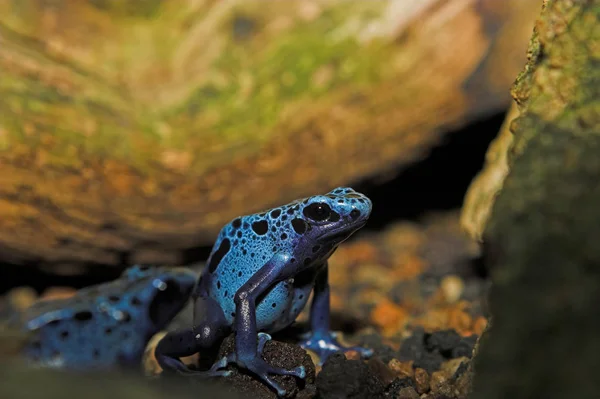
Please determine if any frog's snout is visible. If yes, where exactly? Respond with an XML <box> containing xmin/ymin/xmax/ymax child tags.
<box><xmin>347</xmin><ymin>191</ymin><xmax>372</xmax><ymax>224</ymax></box>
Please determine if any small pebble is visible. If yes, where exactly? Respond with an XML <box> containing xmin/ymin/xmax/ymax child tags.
<box><xmin>430</xmin><ymin>370</ymin><xmax>448</xmax><ymax>394</ymax></box>
<box><xmin>414</xmin><ymin>367</ymin><xmax>430</xmax><ymax>394</ymax></box>
<box><xmin>368</xmin><ymin>357</ymin><xmax>397</xmax><ymax>386</ymax></box>
<box><xmin>448</xmin><ymin>307</ymin><xmax>472</xmax><ymax>335</ymax></box>
<box><xmin>440</xmin><ymin>275</ymin><xmax>464</xmax><ymax>303</ymax></box>
<box><xmin>398</xmin><ymin>387</ymin><xmax>420</xmax><ymax>399</ymax></box>
<box><xmin>388</xmin><ymin>358</ymin><xmax>414</xmax><ymax>378</ymax></box>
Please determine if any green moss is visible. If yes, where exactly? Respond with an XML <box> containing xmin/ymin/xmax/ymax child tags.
<box><xmin>164</xmin><ymin>4</ymin><xmax>389</xmax><ymax>170</ymax></box>
<box><xmin>1</xmin><ymin>2</ymin><xmax>392</xmax><ymax>173</ymax></box>
<box><xmin>88</xmin><ymin>0</ymin><xmax>164</xmax><ymax>18</ymax></box>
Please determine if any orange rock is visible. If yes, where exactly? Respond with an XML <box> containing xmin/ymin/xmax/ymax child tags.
<box><xmin>390</xmin><ymin>254</ymin><xmax>427</xmax><ymax>281</ymax></box>
<box><xmin>370</xmin><ymin>299</ymin><xmax>409</xmax><ymax>337</ymax></box>
<box><xmin>417</xmin><ymin>309</ymin><xmax>449</xmax><ymax>331</ymax></box>
<box><xmin>448</xmin><ymin>307</ymin><xmax>473</xmax><ymax>335</ymax></box>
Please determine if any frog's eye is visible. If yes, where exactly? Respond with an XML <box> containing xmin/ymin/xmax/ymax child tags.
<box><xmin>303</xmin><ymin>202</ymin><xmax>331</xmax><ymax>222</ymax></box>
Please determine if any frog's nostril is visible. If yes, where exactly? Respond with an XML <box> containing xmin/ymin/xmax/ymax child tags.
<box><xmin>350</xmin><ymin>209</ymin><xmax>361</xmax><ymax>220</ymax></box>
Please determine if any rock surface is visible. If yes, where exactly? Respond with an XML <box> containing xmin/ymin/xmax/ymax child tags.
<box><xmin>0</xmin><ymin>0</ymin><xmax>540</xmax><ymax>272</ymax></box>
<box><xmin>471</xmin><ymin>1</ymin><xmax>600</xmax><ymax>398</ymax></box>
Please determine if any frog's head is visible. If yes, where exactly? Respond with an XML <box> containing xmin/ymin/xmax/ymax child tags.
<box><xmin>294</xmin><ymin>187</ymin><xmax>372</xmax><ymax>246</ymax></box>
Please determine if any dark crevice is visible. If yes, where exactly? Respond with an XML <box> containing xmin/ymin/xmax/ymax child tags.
<box><xmin>355</xmin><ymin>111</ymin><xmax>506</xmax><ymax>231</ymax></box>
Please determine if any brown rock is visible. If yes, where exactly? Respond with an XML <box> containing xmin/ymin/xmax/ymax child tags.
<box><xmin>388</xmin><ymin>358</ymin><xmax>414</xmax><ymax>378</ymax></box>
<box><xmin>430</xmin><ymin>371</ymin><xmax>449</xmax><ymax>394</ymax></box>
<box><xmin>398</xmin><ymin>387</ymin><xmax>421</xmax><ymax>399</ymax></box>
<box><xmin>368</xmin><ymin>357</ymin><xmax>397</xmax><ymax>386</ymax></box>
<box><xmin>414</xmin><ymin>367</ymin><xmax>430</xmax><ymax>394</ymax></box>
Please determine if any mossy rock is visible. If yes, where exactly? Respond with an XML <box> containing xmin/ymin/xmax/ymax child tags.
<box><xmin>471</xmin><ymin>1</ymin><xmax>600</xmax><ymax>398</ymax></box>
<box><xmin>0</xmin><ymin>0</ymin><xmax>540</xmax><ymax>272</ymax></box>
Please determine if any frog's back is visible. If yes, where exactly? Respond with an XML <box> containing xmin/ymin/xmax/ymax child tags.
<box><xmin>21</xmin><ymin>265</ymin><xmax>196</xmax><ymax>370</ymax></box>
<box><xmin>202</xmin><ymin>200</ymin><xmax>314</xmax><ymax>330</ymax></box>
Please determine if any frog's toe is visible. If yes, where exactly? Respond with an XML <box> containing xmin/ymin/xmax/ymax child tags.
<box><xmin>299</xmin><ymin>332</ymin><xmax>373</xmax><ymax>365</ymax></box>
<box><xmin>240</xmin><ymin>357</ymin><xmax>306</xmax><ymax>396</ymax></box>
<box><xmin>257</xmin><ymin>332</ymin><xmax>272</xmax><ymax>353</ymax></box>
<box><xmin>261</xmin><ymin>375</ymin><xmax>288</xmax><ymax>397</ymax></box>
<box><xmin>260</xmin><ymin>361</ymin><xmax>306</xmax><ymax>379</ymax></box>
<box><xmin>291</xmin><ymin>365</ymin><xmax>306</xmax><ymax>379</ymax></box>
<box><xmin>176</xmin><ymin>365</ymin><xmax>232</xmax><ymax>378</ymax></box>
<box><xmin>208</xmin><ymin>356</ymin><xmax>230</xmax><ymax>372</ymax></box>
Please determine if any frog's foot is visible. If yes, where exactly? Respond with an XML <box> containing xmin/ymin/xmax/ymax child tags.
<box><xmin>299</xmin><ymin>331</ymin><xmax>373</xmax><ymax>365</ymax></box>
<box><xmin>214</xmin><ymin>333</ymin><xmax>306</xmax><ymax>397</ymax></box>
<box><xmin>171</xmin><ymin>360</ymin><xmax>233</xmax><ymax>378</ymax></box>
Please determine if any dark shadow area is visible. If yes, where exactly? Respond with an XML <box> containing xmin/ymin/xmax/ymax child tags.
<box><xmin>355</xmin><ymin>111</ymin><xmax>506</xmax><ymax>231</ymax></box>
<box><xmin>0</xmin><ymin>263</ymin><xmax>122</xmax><ymax>295</ymax></box>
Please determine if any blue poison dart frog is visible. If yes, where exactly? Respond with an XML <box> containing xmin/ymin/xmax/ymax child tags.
<box><xmin>156</xmin><ymin>187</ymin><xmax>374</xmax><ymax>396</ymax></box>
<box><xmin>18</xmin><ymin>265</ymin><xmax>197</xmax><ymax>370</ymax></box>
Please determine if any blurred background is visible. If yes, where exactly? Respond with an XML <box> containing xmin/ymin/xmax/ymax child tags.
<box><xmin>0</xmin><ymin>0</ymin><xmax>547</xmax><ymax>397</ymax></box>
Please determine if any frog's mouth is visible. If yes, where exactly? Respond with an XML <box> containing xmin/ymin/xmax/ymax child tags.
<box><xmin>320</xmin><ymin>221</ymin><xmax>367</xmax><ymax>242</ymax></box>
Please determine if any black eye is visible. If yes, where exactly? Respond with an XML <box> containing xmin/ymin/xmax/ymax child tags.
<box><xmin>303</xmin><ymin>202</ymin><xmax>331</xmax><ymax>221</ymax></box>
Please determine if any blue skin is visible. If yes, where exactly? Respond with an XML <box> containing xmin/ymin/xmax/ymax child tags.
<box><xmin>156</xmin><ymin>187</ymin><xmax>374</xmax><ymax>396</ymax></box>
<box><xmin>19</xmin><ymin>265</ymin><xmax>197</xmax><ymax>370</ymax></box>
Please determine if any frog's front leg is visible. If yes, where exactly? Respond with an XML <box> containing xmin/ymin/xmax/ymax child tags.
<box><xmin>215</xmin><ymin>253</ymin><xmax>306</xmax><ymax>397</ymax></box>
<box><xmin>299</xmin><ymin>262</ymin><xmax>373</xmax><ymax>365</ymax></box>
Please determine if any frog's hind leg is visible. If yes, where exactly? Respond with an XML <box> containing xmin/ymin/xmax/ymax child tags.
<box><xmin>155</xmin><ymin>296</ymin><xmax>230</xmax><ymax>376</ymax></box>
<box><xmin>299</xmin><ymin>264</ymin><xmax>373</xmax><ymax>365</ymax></box>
